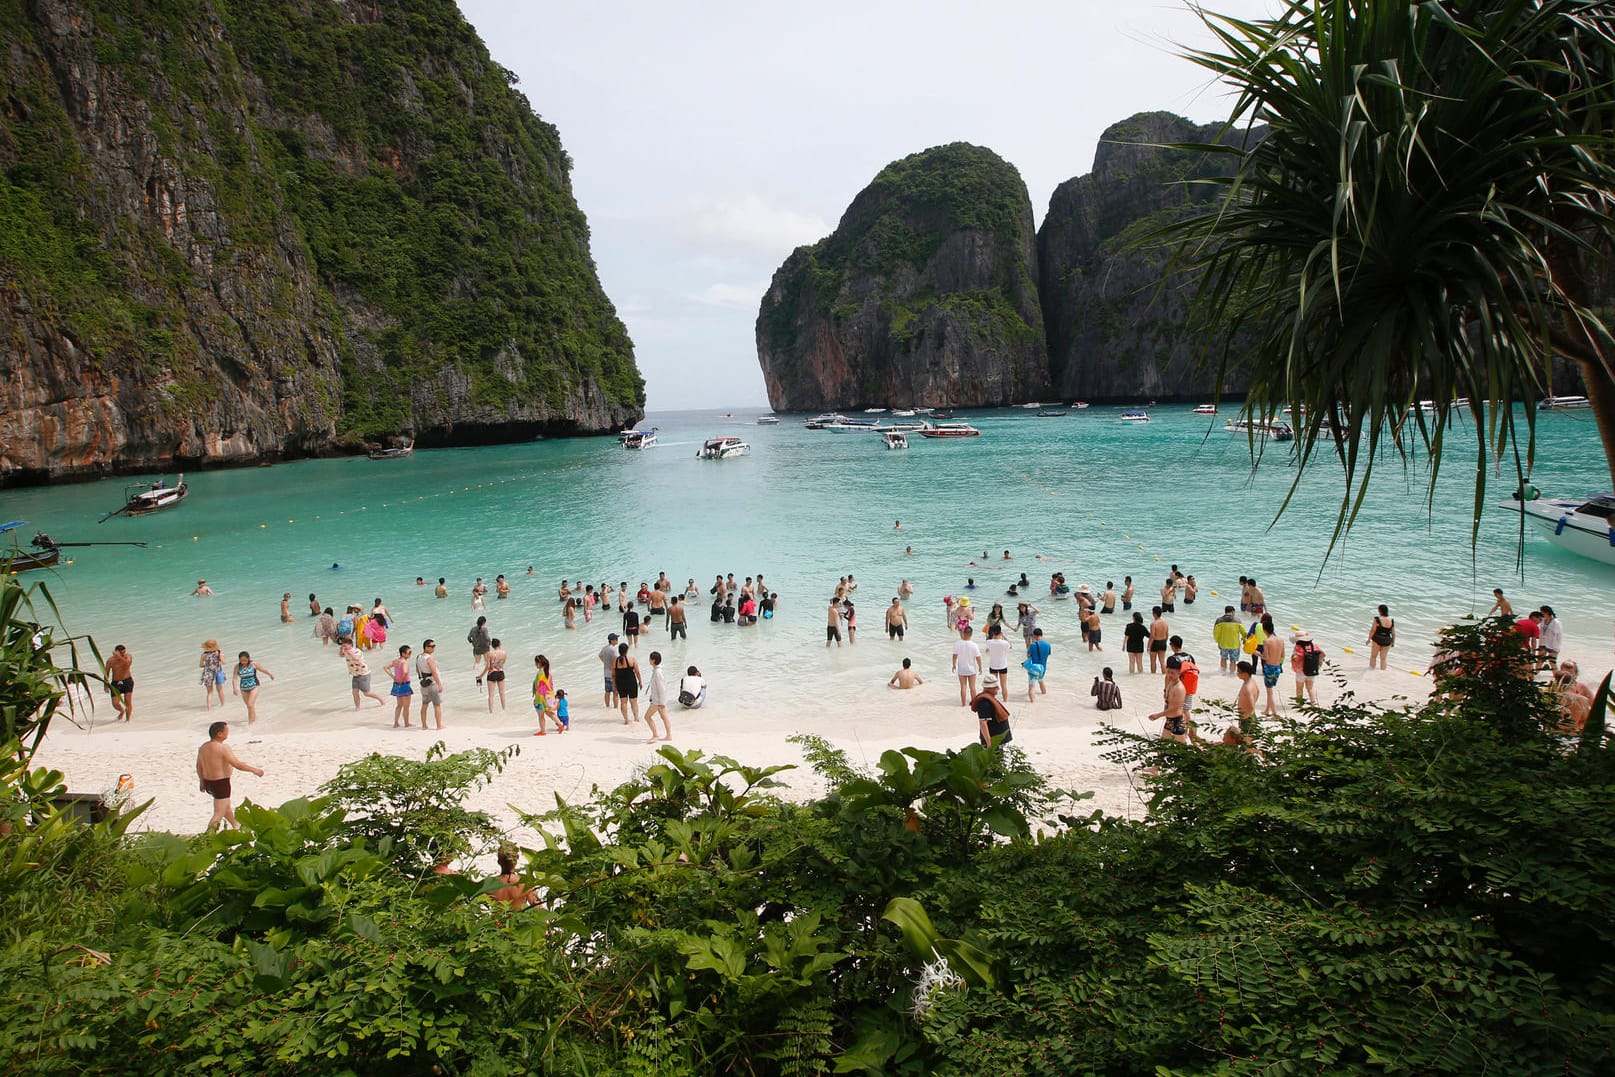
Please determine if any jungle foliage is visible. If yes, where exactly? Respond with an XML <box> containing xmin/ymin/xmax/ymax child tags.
<box><xmin>2</xmin><ymin>565</ymin><xmax>1612</xmax><ymax>1074</ymax></box>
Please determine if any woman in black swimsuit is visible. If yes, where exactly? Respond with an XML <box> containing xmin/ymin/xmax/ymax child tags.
<box><xmin>613</xmin><ymin>644</ymin><xmax>641</xmax><ymax>725</ymax></box>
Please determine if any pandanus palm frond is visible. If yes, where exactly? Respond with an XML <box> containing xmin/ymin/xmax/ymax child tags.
<box><xmin>1170</xmin><ymin>0</ymin><xmax>1615</xmax><ymax>553</ymax></box>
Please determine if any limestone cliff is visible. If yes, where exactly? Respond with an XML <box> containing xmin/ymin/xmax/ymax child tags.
<box><xmin>0</xmin><ymin>0</ymin><xmax>642</xmax><ymax>484</ymax></box>
<box><xmin>1037</xmin><ymin>112</ymin><xmax>1259</xmax><ymax>402</ymax></box>
<box><xmin>756</xmin><ymin>143</ymin><xmax>1047</xmax><ymax>411</ymax></box>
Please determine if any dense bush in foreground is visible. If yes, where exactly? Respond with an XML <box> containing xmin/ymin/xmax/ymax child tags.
<box><xmin>2</xmin><ymin>570</ymin><xmax>1612</xmax><ymax>1075</ymax></box>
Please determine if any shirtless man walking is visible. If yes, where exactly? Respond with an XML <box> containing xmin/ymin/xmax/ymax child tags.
<box><xmin>1258</xmin><ymin>614</ymin><xmax>1285</xmax><ymax>716</ymax></box>
<box><xmin>1235</xmin><ymin>660</ymin><xmax>1261</xmax><ymax>734</ymax></box>
<box><xmin>196</xmin><ymin>720</ymin><xmax>263</xmax><ymax>831</ymax></box>
<box><xmin>885</xmin><ymin>597</ymin><xmax>908</xmax><ymax>640</ymax></box>
<box><xmin>1148</xmin><ymin>608</ymin><xmax>1170</xmax><ymax>674</ymax></box>
<box><xmin>1148</xmin><ymin>666</ymin><xmax>1190</xmax><ymax>744</ymax></box>
<box><xmin>826</xmin><ymin>598</ymin><xmax>844</xmax><ymax>648</ymax></box>
<box><xmin>105</xmin><ymin>644</ymin><xmax>134</xmax><ymax>722</ymax></box>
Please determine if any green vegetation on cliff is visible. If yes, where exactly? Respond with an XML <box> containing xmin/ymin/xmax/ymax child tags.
<box><xmin>0</xmin><ymin>0</ymin><xmax>640</xmax><ymax>449</ymax></box>
<box><xmin>762</xmin><ymin>142</ymin><xmax>1038</xmax><ymax>355</ymax></box>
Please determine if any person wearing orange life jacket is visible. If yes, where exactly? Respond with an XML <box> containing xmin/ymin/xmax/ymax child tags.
<box><xmin>1165</xmin><ymin>636</ymin><xmax>1204</xmax><ymax>743</ymax></box>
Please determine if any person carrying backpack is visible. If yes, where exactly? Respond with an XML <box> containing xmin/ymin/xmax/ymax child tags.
<box><xmin>1291</xmin><ymin>631</ymin><xmax>1325</xmax><ymax>704</ymax></box>
<box><xmin>1166</xmin><ymin>637</ymin><xmax>1202</xmax><ymax>738</ymax></box>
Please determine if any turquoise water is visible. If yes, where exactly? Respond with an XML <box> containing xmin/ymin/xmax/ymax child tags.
<box><xmin>3</xmin><ymin>404</ymin><xmax>1611</xmax><ymax>730</ymax></box>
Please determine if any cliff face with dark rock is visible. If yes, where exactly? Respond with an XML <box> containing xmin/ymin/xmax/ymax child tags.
<box><xmin>756</xmin><ymin>143</ymin><xmax>1048</xmax><ymax>411</ymax></box>
<box><xmin>0</xmin><ymin>0</ymin><xmax>642</xmax><ymax>484</ymax></box>
<box><xmin>1036</xmin><ymin>112</ymin><xmax>1259</xmax><ymax>402</ymax></box>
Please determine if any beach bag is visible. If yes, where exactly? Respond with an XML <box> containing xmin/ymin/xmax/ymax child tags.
<box><xmin>1242</xmin><ymin>628</ymin><xmax>1261</xmax><ymax>655</ymax></box>
<box><xmin>1301</xmin><ymin>643</ymin><xmax>1323</xmax><ymax>677</ymax></box>
<box><xmin>678</xmin><ymin>689</ymin><xmax>697</xmax><ymax>707</ymax></box>
<box><xmin>1177</xmin><ymin>657</ymin><xmax>1200</xmax><ymax>695</ymax></box>
<box><xmin>1372</xmin><ymin>622</ymin><xmax>1394</xmax><ymax>646</ymax></box>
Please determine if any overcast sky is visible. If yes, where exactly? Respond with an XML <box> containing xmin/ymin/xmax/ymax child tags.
<box><xmin>457</xmin><ymin>1</ymin><xmax>1274</xmax><ymax>410</ymax></box>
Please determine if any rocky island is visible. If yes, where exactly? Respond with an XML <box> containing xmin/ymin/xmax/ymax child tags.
<box><xmin>0</xmin><ymin>0</ymin><xmax>642</xmax><ymax>485</ymax></box>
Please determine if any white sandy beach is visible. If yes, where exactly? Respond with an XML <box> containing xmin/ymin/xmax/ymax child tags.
<box><xmin>34</xmin><ymin>628</ymin><xmax>1448</xmax><ymax>843</ymax></box>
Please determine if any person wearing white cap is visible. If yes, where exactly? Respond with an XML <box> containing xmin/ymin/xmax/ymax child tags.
<box><xmin>970</xmin><ymin>674</ymin><xmax>1012</xmax><ymax>747</ymax></box>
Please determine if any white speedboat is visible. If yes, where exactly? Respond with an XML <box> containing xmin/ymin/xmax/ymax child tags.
<box><xmin>1541</xmin><ymin>395</ymin><xmax>1592</xmax><ymax>410</ymax></box>
<box><xmin>1019</xmin><ymin>402</ymin><xmax>1043</xmax><ymax>409</ymax></box>
<box><xmin>1499</xmin><ymin>489</ymin><xmax>1615</xmax><ymax>566</ymax></box>
<box><xmin>803</xmin><ymin>413</ymin><xmax>849</xmax><ymax>429</ymax></box>
<box><xmin>1073</xmin><ymin>401</ymin><xmax>1090</xmax><ymax>409</ymax></box>
<box><xmin>1120</xmin><ymin>410</ymin><xmax>1150</xmax><ymax>423</ymax></box>
<box><xmin>826</xmin><ymin>418</ymin><xmax>884</xmax><ymax>432</ymax></box>
<box><xmin>883</xmin><ymin>430</ymin><xmax>909</xmax><ymax>450</ymax></box>
<box><xmin>918</xmin><ymin>422</ymin><xmax>980</xmax><ymax>439</ymax></box>
<box><xmin>891</xmin><ymin>408</ymin><xmax>916</xmax><ymax>417</ymax></box>
<box><xmin>1226</xmin><ymin>419</ymin><xmax>1294</xmax><ymax>442</ymax></box>
<box><xmin>698</xmin><ymin>436</ymin><xmax>750</xmax><ymax>459</ymax></box>
<box><xmin>864</xmin><ymin>407</ymin><xmax>888</xmax><ymax>414</ymax></box>
<box><xmin>621</xmin><ymin>429</ymin><xmax>657</xmax><ymax>449</ymax></box>
<box><xmin>883</xmin><ymin>420</ymin><xmax>928</xmax><ymax>433</ymax></box>
<box><xmin>755</xmin><ymin>415</ymin><xmax>780</xmax><ymax>425</ymax></box>
<box><xmin>1193</xmin><ymin>404</ymin><xmax>1217</xmax><ymax>415</ymax></box>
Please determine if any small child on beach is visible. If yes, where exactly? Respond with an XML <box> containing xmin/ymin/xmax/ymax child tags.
<box><xmin>555</xmin><ymin>689</ymin><xmax>569</xmax><ymax>731</ymax></box>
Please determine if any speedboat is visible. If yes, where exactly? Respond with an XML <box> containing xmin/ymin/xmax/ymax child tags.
<box><xmin>621</xmin><ymin>429</ymin><xmax>657</xmax><ymax>449</ymax></box>
<box><xmin>803</xmin><ymin>413</ymin><xmax>849</xmax><ymax>429</ymax></box>
<box><xmin>1019</xmin><ymin>402</ymin><xmax>1043</xmax><ymax>409</ymax></box>
<box><xmin>883</xmin><ymin>430</ymin><xmax>909</xmax><ymax>450</ymax></box>
<box><xmin>918</xmin><ymin>422</ymin><xmax>980</xmax><ymax>438</ymax></box>
<box><xmin>115</xmin><ymin>475</ymin><xmax>189</xmax><ymax>515</ymax></box>
<box><xmin>891</xmin><ymin>408</ymin><xmax>916</xmax><ymax>417</ymax></box>
<box><xmin>1073</xmin><ymin>401</ymin><xmax>1090</xmax><ymax>409</ymax></box>
<box><xmin>1193</xmin><ymin>404</ymin><xmax>1218</xmax><ymax>415</ymax></box>
<box><xmin>1498</xmin><ymin>489</ymin><xmax>1615</xmax><ymax>566</ymax></box>
<box><xmin>864</xmin><ymin>407</ymin><xmax>888</xmax><ymax>414</ymax></box>
<box><xmin>755</xmin><ymin>415</ymin><xmax>780</xmax><ymax>425</ymax></box>
<box><xmin>1541</xmin><ymin>395</ymin><xmax>1592</xmax><ymax>410</ymax></box>
<box><xmin>883</xmin><ymin>420</ymin><xmax>928</xmax><ymax>433</ymax></box>
<box><xmin>1036</xmin><ymin>409</ymin><xmax>1068</xmax><ymax>417</ymax></box>
<box><xmin>826</xmin><ymin>418</ymin><xmax>883</xmax><ymax>432</ymax></box>
<box><xmin>1226</xmin><ymin>419</ymin><xmax>1294</xmax><ymax>442</ymax></box>
<box><xmin>698</xmin><ymin>436</ymin><xmax>751</xmax><ymax>459</ymax></box>
<box><xmin>1120</xmin><ymin>411</ymin><xmax>1150</xmax><ymax>423</ymax></box>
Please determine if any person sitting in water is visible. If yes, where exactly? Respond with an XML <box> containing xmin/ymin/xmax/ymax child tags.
<box><xmin>889</xmin><ymin>657</ymin><xmax>924</xmax><ymax>689</ymax></box>
<box><xmin>678</xmin><ymin>667</ymin><xmax>707</xmax><ymax>708</ymax></box>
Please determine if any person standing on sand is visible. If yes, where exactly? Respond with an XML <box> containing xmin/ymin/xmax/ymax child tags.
<box><xmin>642</xmin><ymin>651</ymin><xmax>673</xmax><ymax>742</ymax></box>
<box><xmin>1148</xmin><ymin>608</ymin><xmax>1170</xmax><ymax>674</ymax></box>
<box><xmin>341</xmin><ymin>635</ymin><xmax>385</xmax><ymax>710</ymax></box>
<box><xmin>385</xmin><ymin>645</ymin><xmax>415</xmax><ymax>728</ymax></box>
<box><xmin>200</xmin><ymin>640</ymin><xmax>226</xmax><ymax>709</ymax></box>
<box><xmin>105</xmin><ymin>644</ymin><xmax>135</xmax><ymax>722</ymax></box>
<box><xmin>983</xmin><ymin>623</ymin><xmax>1012</xmax><ymax>691</ymax></box>
<box><xmin>485</xmin><ymin>639</ymin><xmax>509</xmax><ymax>712</ymax></box>
<box><xmin>1367</xmin><ymin>604</ymin><xmax>1395</xmax><ymax>670</ymax></box>
<box><xmin>600</xmin><ymin>633</ymin><xmax>620</xmax><ymax>707</ymax></box>
<box><xmin>826</xmin><ymin>598</ymin><xmax>844</xmax><ymax>647</ymax></box>
<box><xmin>1236</xmin><ymin>660</ymin><xmax>1260</xmax><ymax>734</ymax></box>
<box><xmin>1025</xmin><ymin>628</ymin><xmax>1051</xmax><ymax>702</ymax></box>
<box><xmin>970</xmin><ymin>675</ymin><xmax>1013</xmax><ymax>748</ymax></box>
<box><xmin>889</xmin><ymin>658</ymin><xmax>924</xmax><ymax>688</ymax></box>
<box><xmin>231</xmin><ymin>651</ymin><xmax>274</xmax><ymax>724</ymax></box>
<box><xmin>467</xmin><ymin>616</ymin><xmax>491</xmax><ymax>685</ymax></box>
<box><xmin>613</xmin><ymin>644</ymin><xmax>642</xmax><ymax>725</ymax></box>
<box><xmin>1259</xmin><ymin>614</ymin><xmax>1285</xmax><ymax>715</ymax></box>
<box><xmin>951</xmin><ymin>625</ymin><xmax>981</xmax><ymax>706</ymax></box>
<box><xmin>197</xmin><ymin>721</ymin><xmax>263</xmax><ymax>832</ymax></box>
<box><xmin>886</xmin><ymin>597</ymin><xmax>908</xmax><ymax>640</ymax></box>
<box><xmin>531</xmin><ymin>654</ymin><xmax>561</xmax><ymax>734</ymax></box>
<box><xmin>1148</xmin><ymin>666</ymin><xmax>1190</xmax><ymax>744</ymax></box>
<box><xmin>416</xmin><ymin>639</ymin><xmax>445</xmax><ymax>730</ymax></box>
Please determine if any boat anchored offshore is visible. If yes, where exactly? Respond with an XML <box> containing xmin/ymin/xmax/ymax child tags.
<box><xmin>621</xmin><ymin>429</ymin><xmax>658</xmax><ymax>449</ymax></box>
<box><xmin>803</xmin><ymin>413</ymin><xmax>849</xmax><ymax>429</ymax></box>
<box><xmin>103</xmin><ymin>475</ymin><xmax>188</xmax><ymax>520</ymax></box>
<box><xmin>1120</xmin><ymin>410</ymin><xmax>1150</xmax><ymax>423</ymax></box>
<box><xmin>918</xmin><ymin>421</ymin><xmax>981</xmax><ymax>439</ymax></box>
<box><xmin>1226</xmin><ymin>419</ymin><xmax>1295</xmax><ymax>442</ymax></box>
<box><xmin>883</xmin><ymin>430</ymin><xmax>909</xmax><ymax>450</ymax></box>
<box><xmin>5</xmin><ymin>521</ymin><xmax>147</xmax><ymax>569</ymax></box>
<box><xmin>367</xmin><ymin>439</ymin><xmax>414</xmax><ymax>460</ymax></box>
<box><xmin>1193</xmin><ymin>403</ymin><xmax>1218</xmax><ymax>415</ymax></box>
<box><xmin>1499</xmin><ymin>487</ymin><xmax>1615</xmax><ymax>566</ymax></box>
<box><xmin>698</xmin><ymin>436</ymin><xmax>751</xmax><ymax>459</ymax></box>
<box><xmin>1036</xmin><ymin>409</ymin><xmax>1068</xmax><ymax>417</ymax></box>
<box><xmin>1540</xmin><ymin>395</ymin><xmax>1592</xmax><ymax>410</ymax></box>
<box><xmin>755</xmin><ymin>415</ymin><xmax>780</xmax><ymax>425</ymax></box>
